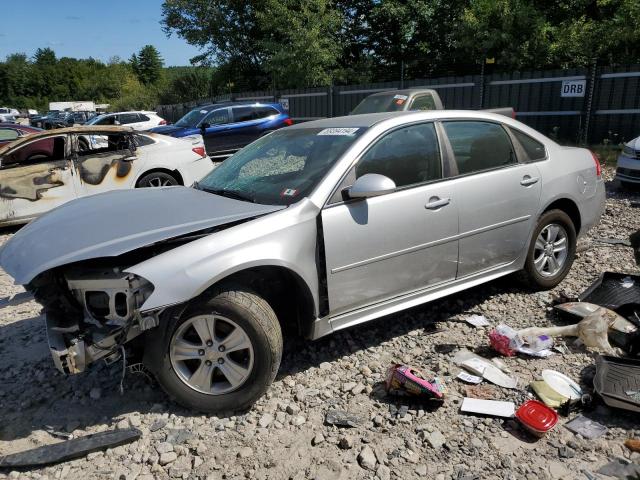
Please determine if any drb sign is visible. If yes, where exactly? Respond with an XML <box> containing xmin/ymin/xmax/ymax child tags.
<box><xmin>561</xmin><ymin>79</ymin><xmax>586</xmax><ymax>97</ymax></box>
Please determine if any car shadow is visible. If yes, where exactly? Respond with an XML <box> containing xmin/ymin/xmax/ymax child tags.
<box><xmin>0</xmin><ymin>275</ymin><xmax>542</xmax><ymax>443</ymax></box>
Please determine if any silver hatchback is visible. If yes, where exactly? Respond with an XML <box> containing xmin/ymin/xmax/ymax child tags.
<box><xmin>0</xmin><ymin>110</ymin><xmax>605</xmax><ymax>412</ymax></box>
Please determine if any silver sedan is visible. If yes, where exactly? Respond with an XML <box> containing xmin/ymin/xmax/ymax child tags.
<box><xmin>0</xmin><ymin>110</ymin><xmax>605</xmax><ymax>412</ymax></box>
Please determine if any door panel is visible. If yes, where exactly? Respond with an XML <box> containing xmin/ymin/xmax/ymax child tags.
<box><xmin>441</xmin><ymin>120</ymin><xmax>542</xmax><ymax>277</ymax></box>
<box><xmin>322</xmin><ymin>184</ymin><xmax>459</xmax><ymax>315</ymax></box>
<box><xmin>72</xmin><ymin>133</ymin><xmax>138</xmax><ymax>195</ymax></box>
<box><xmin>201</xmin><ymin>108</ymin><xmax>233</xmax><ymax>155</ymax></box>
<box><xmin>0</xmin><ymin>136</ymin><xmax>77</xmax><ymax>224</ymax></box>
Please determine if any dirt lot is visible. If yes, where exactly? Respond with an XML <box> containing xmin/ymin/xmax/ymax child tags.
<box><xmin>1</xmin><ymin>166</ymin><xmax>639</xmax><ymax>480</ymax></box>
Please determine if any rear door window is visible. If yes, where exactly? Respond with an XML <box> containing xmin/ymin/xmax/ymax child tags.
<box><xmin>510</xmin><ymin>128</ymin><xmax>546</xmax><ymax>161</ymax></box>
<box><xmin>233</xmin><ymin>106</ymin><xmax>256</xmax><ymax>123</ymax></box>
<box><xmin>119</xmin><ymin>113</ymin><xmax>139</xmax><ymax>125</ymax></box>
<box><xmin>442</xmin><ymin>121</ymin><xmax>516</xmax><ymax>175</ymax></box>
<box><xmin>2</xmin><ymin>136</ymin><xmax>67</xmax><ymax>166</ymax></box>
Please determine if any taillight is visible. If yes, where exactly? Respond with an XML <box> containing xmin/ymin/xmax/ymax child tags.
<box><xmin>590</xmin><ymin>150</ymin><xmax>602</xmax><ymax>178</ymax></box>
<box><xmin>192</xmin><ymin>146</ymin><xmax>206</xmax><ymax>158</ymax></box>
<box><xmin>283</xmin><ymin>118</ymin><xmax>293</xmax><ymax>126</ymax></box>
<box><xmin>511</xmin><ymin>109</ymin><xmax>517</xmax><ymax>119</ymax></box>
<box><xmin>159</xmin><ymin>120</ymin><xmax>167</xmax><ymax>125</ymax></box>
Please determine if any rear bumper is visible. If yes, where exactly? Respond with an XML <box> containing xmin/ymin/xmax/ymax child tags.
<box><xmin>579</xmin><ymin>179</ymin><xmax>606</xmax><ymax>237</ymax></box>
<box><xmin>616</xmin><ymin>155</ymin><xmax>640</xmax><ymax>183</ymax></box>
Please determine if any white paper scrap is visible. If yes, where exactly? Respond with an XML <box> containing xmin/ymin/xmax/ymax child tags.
<box><xmin>461</xmin><ymin>398</ymin><xmax>515</xmax><ymax>418</ymax></box>
<box><xmin>517</xmin><ymin>347</ymin><xmax>555</xmax><ymax>358</ymax></box>
<box><xmin>465</xmin><ymin>314</ymin><xmax>490</xmax><ymax>327</ymax></box>
<box><xmin>457</xmin><ymin>371</ymin><xmax>483</xmax><ymax>384</ymax></box>
<box><xmin>621</xmin><ymin>276</ymin><xmax>635</xmax><ymax>288</ymax></box>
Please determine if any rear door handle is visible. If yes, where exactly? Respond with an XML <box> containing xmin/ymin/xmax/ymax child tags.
<box><xmin>425</xmin><ymin>197</ymin><xmax>450</xmax><ymax>210</ymax></box>
<box><xmin>520</xmin><ymin>175</ymin><xmax>539</xmax><ymax>186</ymax></box>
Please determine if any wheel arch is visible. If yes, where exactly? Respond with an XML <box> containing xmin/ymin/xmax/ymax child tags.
<box><xmin>210</xmin><ymin>265</ymin><xmax>317</xmax><ymax>339</ymax></box>
<box><xmin>135</xmin><ymin>167</ymin><xmax>184</xmax><ymax>187</ymax></box>
<box><xmin>540</xmin><ymin>197</ymin><xmax>581</xmax><ymax>235</ymax></box>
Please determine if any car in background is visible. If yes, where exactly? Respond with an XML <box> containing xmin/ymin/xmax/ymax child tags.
<box><xmin>0</xmin><ymin>126</ymin><xmax>213</xmax><ymax>226</ymax></box>
<box><xmin>0</xmin><ymin>123</ymin><xmax>43</xmax><ymax>147</ymax></box>
<box><xmin>351</xmin><ymin>88</ymin><xmax>515</xmax><ymax>118</ymax></box>
<box><xmin>0</xmin><ymin>108</ymin><xmax>18</xmax><ymax>123</ymax></box>
<box><xmin>0</xmin><ymin>110</ymin><xmax>605</xmax><ymax>412</ymax></box>
<box><xmin>44</xmin><ymin>111</ymin><xmax>98</xmax><ymax>129</ymax></box>
<box><xmin>150</xmin><ymin>102</ymin><xmax>292</xmax><ymax>160</ymax></box>
<box><xmin>31</xmin><ymin>111</ymin><xmax>65</xmax><ymax>128</ymax></box>
<box><xmin>616</xmin><ymin>135</ymin><xmax>640</xmax><ymax>187</ymax></box>
<box><xmin>87</xmin><ymin>111</ymin><xmax>167</xmax><ymax>130</ymax></box>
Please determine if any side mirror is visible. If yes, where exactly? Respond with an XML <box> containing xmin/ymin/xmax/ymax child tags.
<box><xmin>345</xmin><ymin>173</ymin><xmax>396</xmax><ymax>199</ymax></box>
<box><xmin>200</xmin><ymin>122</ymin><xmax>210</xmax><ymax>131</ymax></box>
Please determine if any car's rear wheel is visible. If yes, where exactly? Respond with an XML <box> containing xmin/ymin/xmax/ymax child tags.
<box><xmin>145</xmin><ymin>284</ymin><xmax>282</xmax><ymax>413</ymax></box>
<box><xmin>521</xmin><ymin>209</ymin><xmax>576</xmax><ymax>290</ymax></box>
<box><xmin>137</xmin><ymin>171</ymin><xmax>179</xmax><ymax>188</ymax></box>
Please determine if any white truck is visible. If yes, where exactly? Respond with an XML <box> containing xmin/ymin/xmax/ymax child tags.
<box><xmin>49</xmin><ymin>101</ymin><xmax>96</xmax><ymax>112</ymax></box>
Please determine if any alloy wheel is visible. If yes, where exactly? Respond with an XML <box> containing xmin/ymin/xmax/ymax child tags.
<box><xmin>533</xmin><ymin>223</ymin><xmax>568</xmax><ymax>277</ymax></box>
<box><xmin>170</xmin><ymin>315</ymin><xmax>254</xmax><ymax>395</ymax></box>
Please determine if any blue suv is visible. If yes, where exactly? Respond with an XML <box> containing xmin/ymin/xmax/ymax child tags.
<box><xmin>150</xmin><ymin>102</ymin><xmax>292</xmax><ymax>159</ymax></box>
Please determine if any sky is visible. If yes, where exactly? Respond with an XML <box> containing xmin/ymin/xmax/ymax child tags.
<box><xmin>0</xmin><ymin>0</ymin><xmax>202</xmax><ymax>66</ymax></box>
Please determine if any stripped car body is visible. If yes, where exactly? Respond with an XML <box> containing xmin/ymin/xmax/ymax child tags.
<box><xmin>0</xmin><ymin>126</ymin><xmax>214</xmax><ymax>226</ymax></box>
<box><xmin>0</xmin><ymin>111</ymin><xmax>605</xmax><ymax>410</ymax></box>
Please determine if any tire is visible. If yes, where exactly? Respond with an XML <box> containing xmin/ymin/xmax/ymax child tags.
<box><xmin>520</xmin><ymin>209</ymin><xmax>576</xmax><ymax>290</ymax></box>
<box><xmin>145</xmin><ymin>284</ymin><xmax>283</xmax><ymax>413</ymax></box>
<box><xmin>620</xmin><ymin>180</ymin><xmax>640</xmax><ymax>190</ymax></box>
<box><xmin>136</xmin><ymin>171</ymin><xmax>179</xmax><ymax>188</ymax></box>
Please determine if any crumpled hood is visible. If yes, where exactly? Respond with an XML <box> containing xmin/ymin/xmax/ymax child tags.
<box><xmin>148</xmin><ymin>125</ymin><xmax>196</xmax><ymax>137</ymax></box>
<box><xmin>0</xmin><ymin>187</ymin><xmax>284</xmax><ymax>285</ymax></box>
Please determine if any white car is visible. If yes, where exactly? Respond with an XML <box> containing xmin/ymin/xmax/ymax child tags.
<box><xmin>86</xmin><ymin>111</ymin><xmax>167</xmax><ymax>130</ymax></box>
<box><xmin>616</xmin><ymin>136</ymin><xmax>640</xmax><ymax>187</ymax></box>
<box><xmin>0</xmin><ymin>107</ymin><xmax>18</xmax><ymax>123</ymax></box>
<box><xmin>0</xmin><ymin>125</ymin><xmax>214</xmax><ymax>226</ymax></box>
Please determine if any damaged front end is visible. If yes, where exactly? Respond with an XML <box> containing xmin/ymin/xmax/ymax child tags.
<box><xmin>31</xmin><ymin>265</ymin><xmax>159</xmax><ymax>375</ymax></box>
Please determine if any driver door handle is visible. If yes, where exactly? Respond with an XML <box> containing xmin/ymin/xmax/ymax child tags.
<box><xmin>425</xmin><ymin>197</ymin><xmax>450</xmax><ymax>210</ymax></box>
<box><xmin>520</xmin><ymin>175</ymin><xmax>539</xmax><ymax>186</ymax></box>
<box><xmin>123</xmin><ymin>156</ymin><xmax>138</xmax><ymax>162</ymax></box>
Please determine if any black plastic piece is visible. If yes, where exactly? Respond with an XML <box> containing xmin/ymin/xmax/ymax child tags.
<box><xmin>593</xmin><ymin>355</ymin><xmax>640</xmax><ymax>413</ymax></box>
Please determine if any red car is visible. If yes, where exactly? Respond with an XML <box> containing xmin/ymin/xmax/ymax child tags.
<box><xmin>0</xmin><ymin>123</ymin><xmax>52</xmax><ymax>162</ymax></box>
<box><xmin>0</xmin><ymin>123</ymin><xmax>43</xmax><ymax>147</ymax></box>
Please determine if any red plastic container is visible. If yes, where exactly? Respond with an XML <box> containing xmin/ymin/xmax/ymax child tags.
<box><xmin>515</xmin><ymin>400</ymin><xmax>558</xmax><ymax>437</ymax></box>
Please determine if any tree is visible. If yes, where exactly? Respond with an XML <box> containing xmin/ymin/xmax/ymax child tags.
<box><xmin>33</xmin><ymin>47</ymin><xmax>57</xmax><ymax>66</ymax></box>
<box><xmin>131</xmin><ymin>45</ymin><xmax>164</xmax><ymax>85</ymax></box>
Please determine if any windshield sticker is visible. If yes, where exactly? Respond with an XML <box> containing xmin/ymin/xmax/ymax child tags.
<box><xmin>393</xmin><ymin>94</ymin><xmax>408</xmax><ymax>100</ymax></box>
<box><xmin>199</xmin><ymin>110</ymin><xmax>208</xmax><ymax>114</ymax></box>
<box><xmin>318</xmin><ymin>127</ymin><xmax>360</xmax><ymax>136</ymax></box>
<box><xmin>281</xmin><ymin>188</ymin><xmax>298</xmax><ymax>197</ymax></box>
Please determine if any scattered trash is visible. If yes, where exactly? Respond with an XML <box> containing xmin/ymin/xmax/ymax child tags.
<box><xmin>596</xmin><ymin>459</ymin><xmax>640</xmax><ymax>479</ymax></box>
<box><xmin>325</xmin><ymin>409</ymin><xmax>364</xmax><ymax>428</ymax></box>
<box><xmin>522</xmin><ymin>334</ymin><xmax>554</xmax><ymax>352</ymax></box>
<box><xmin>541</xmin><ymin>369</ymin><xmax>583</xmax><ymax>401</ymax></box>
<box><xmin>554</xmin><ymin>302</ymin><xmax>601</xmax><ymax>321</ymax></box>
<box><xmin>564</xmin><ymin>415</ymin><xmax>608</xmax><ymax>439</ymax></box>
<box><xmin>464</xmin><ymin>314</ymin><xmax>490</xmax><ymax>328</ymax></box>
<box><xmin>385</xmin><ymin>364</ymin><xmax>445</xmax><ymax>400</ymax></box>
<box><xmin>621</xmin><ymin>276</ymin><xmax>635</xmax><ymax>289</ymax></box>
<box><xmin>464</xmin><ymin>384</ymin><xmax>498</xmax><ymax>400</ymax></box>
<box><xmin>460</xmin><ymin>398</ymin><xmax>515</xmax><ymax>418</ymax></box>
<box><xmin>515</xmin><ymin>400</ymin><xmax>558</xmax><ymax>437</ymax></box>
<box><xmin>489</xmin><ymin>324</ymin><xmax>523</xmax><ymax>356</ymax></box>
<box><xmin>149</xmin><ymin>418</ymin><xmax>168</xmax><ymax>432</ymax></box>
<box><xmin>520</xmin><ymin>305</ymin><xmax>635</xmax><ymax>354</ymax></box>
<box><xmin>491</xmin><ymin>358</ymin><xmax>510</xmax><ymax>373</ymax></box>
<box><xmin>454</xmin><ymin>350</ymin><xmax>518</xmax><ymax>389</ymax></box>
<box><xmin>457</xmin><ymin>371</ymin><xmax>483</xmax><ymax>384</ymax></box>
<box><xmin>0</xmin><ymin>429</ymin><xmax>141</xmax><ymax>468</ymax></box>
<box><xmin>593</xmin><ymin>355</ymin><xmax>640</xmax><ymax>412</ymax></box>
<box><xmin>578</xmin><ymin>272</ymin><xmax>640</xmax><ymax>312</ymax></box>
<box><xmin>625</xmin><ymin>439</ymin><xmax>640</xmax><ymax>453</ymax></box>
<box><xmin>530</xmin><ymin>380</ymin><xmax>570</xmax><ymax>408</ymax></box>
<box><xmin>44</xmin><ymin>426</ymin><xmax>73</xmax><ymax>440</ymax></box>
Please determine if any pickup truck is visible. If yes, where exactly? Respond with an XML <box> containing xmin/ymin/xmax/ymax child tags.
<box><xmin>351</xmin><ymin>88</ymin><xmax>514</xmax><ymax>118</ymax></box>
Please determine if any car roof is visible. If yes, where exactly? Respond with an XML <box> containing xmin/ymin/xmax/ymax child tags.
<box><xmin>288</xmin><ymin>110</ymin><xmax>518</xmax><ymax>130</ymax></box>
<box><xmin>364</xmin><ymin>88</ymin><xmax>438</xmax><ymax>98</ymax></box>
<box><xmin>0</xmin><ymin>123</ymin><xmax>41</xmax><ymax>131</ymax></box>
<box><xmin>195</xmin><ymin>102</ymin><xmax>281</xmax><ymax>110</ymax></box>
<box><xmin>0</xmin><ymin>125</ymin><xmax>134</xmax><ymax>156</ymax></box>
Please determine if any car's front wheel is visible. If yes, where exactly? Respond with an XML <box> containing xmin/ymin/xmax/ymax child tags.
<box><xmin>521</xmin><ymin>209</ymin><xmax>576</xmax><ymax>290</ymax></box>
<box><xmin>145</xmin><ymin>284</ymin><xmax>283</xmax><ymax>413</ymax></box>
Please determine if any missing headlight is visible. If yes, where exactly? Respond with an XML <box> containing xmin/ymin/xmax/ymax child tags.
<box><xmin>65</xmin><ymin>267</ymin><xmax>154</xmax><ymax>327</ymax></box>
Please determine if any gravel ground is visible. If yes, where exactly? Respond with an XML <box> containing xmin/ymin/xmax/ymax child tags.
<box><xmin>1</xmin><ymin>166</ymin><xmax>639</xmax><ymax>480</ymax></box>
